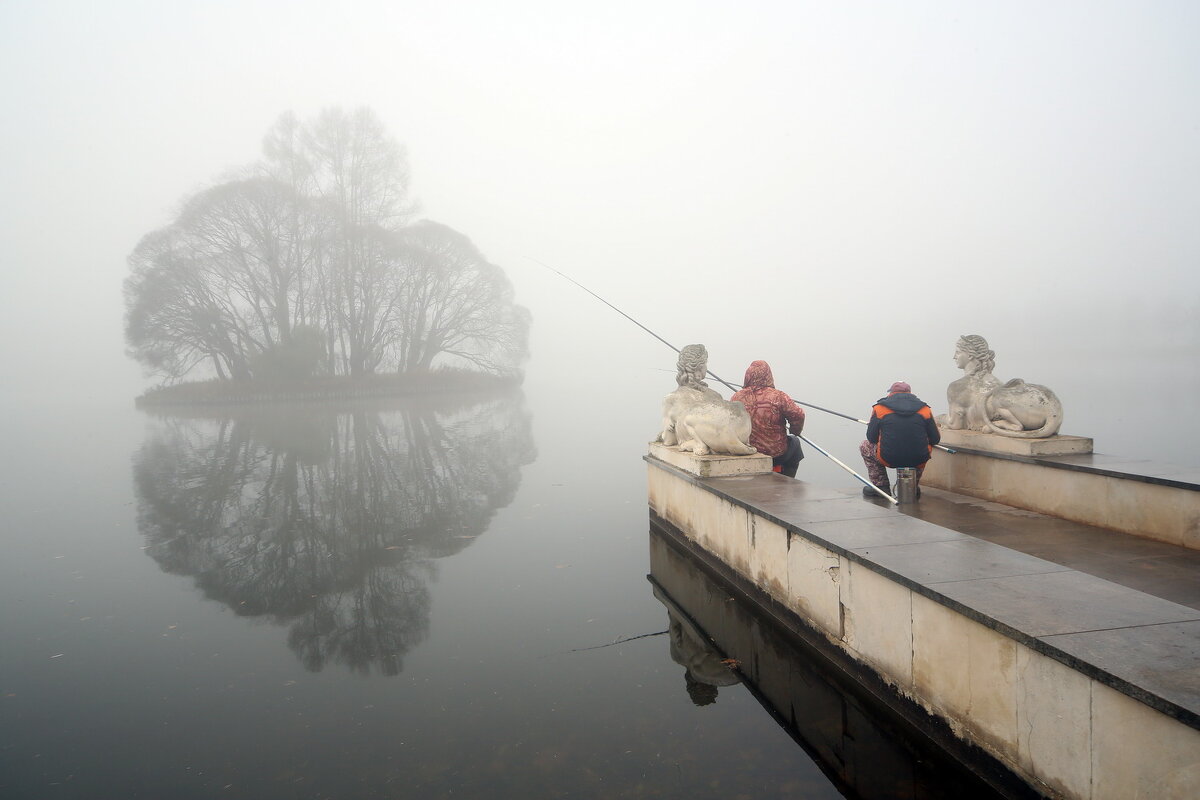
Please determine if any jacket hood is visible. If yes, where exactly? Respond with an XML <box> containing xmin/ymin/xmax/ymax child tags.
<box><xmin>877</xmin><ymin>392</ymin><xmax>927</xmax><ymax>414</ymax></box>
<box><xmin>743</xmin><ymin>360</ymin><xmax>775</xmax><ymax>389</ymax></box>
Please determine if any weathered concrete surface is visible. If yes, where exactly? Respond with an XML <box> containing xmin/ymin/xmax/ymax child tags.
<box><xmin>903</xmin><ymin>490</ymin><xmax>1200</xmax><ymax>610</ymax></box>
<box><xmin>646</xmin><ymin>442</ymin><xmax>772</xmax><ymax>477</ymax></box>
<box><xmin>922</xmin><ymin>444</ymin><xmax>1200</xmax><ymax>550</ymax></box>
<box><xmin>939</xmin><ymin>428</ymin><xmax>1093</xmax><ymax>456</ymax></box>
<box><xmin>647</xmin><ymin>454</ymin><xmax>1200</xmax><ymax>800</ymax></box>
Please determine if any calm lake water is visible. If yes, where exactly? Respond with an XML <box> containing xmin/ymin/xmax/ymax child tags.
<box><xmin>1</xmin><ymin>353</ymin><xmax>1193</xmax><ymax>798</ymax></box>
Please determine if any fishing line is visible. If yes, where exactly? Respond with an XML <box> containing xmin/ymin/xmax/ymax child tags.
<box><xmin>721</xmin><ymin>377</ymin><xmax>955</xmax><ymax>454</ymax></box>
<box><xmin>528</xmin><ymin>257</ymin><xmax>898</xmax><ymax>502</ymax></box>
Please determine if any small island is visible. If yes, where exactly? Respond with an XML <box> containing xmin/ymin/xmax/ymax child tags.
<box><xmin>125</xmin><ymin>107</ymin><xmax>530</xmax><ymax>407</ymax></box>
<box><xmin>134</xmin><ymin>367</ymin><xmax>524</xmax><ymax>408</ymax></box>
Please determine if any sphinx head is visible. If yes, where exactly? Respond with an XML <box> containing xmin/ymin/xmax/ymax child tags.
<box><xmin>676</xmin><ymin>344</ymin><xmax>710</xmax><ymax>390</ymax></box>
<box><xmin>955</xmin><ymin>334</ymin><xmax>995</xmax><ymax>375</ymax></box>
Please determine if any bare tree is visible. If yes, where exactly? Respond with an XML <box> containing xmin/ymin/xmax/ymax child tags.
<box><xmin>125</xmin><ymin>177</ymin><xmax>328</xmax><ymax>380</ymax></box>
<box><xmin>387</xmin><ymin>221</ymin><xmax>530</xmax><ymax>375</ymax></box>
<box><xmin>300</xmin><ymin>108</ymin><xmax>416</xmax><ymax>376</ymax></box>
<box><xmin>125</xmin><ymin>106</ymin><xmax>529</xmax><ymax>384</ymax></box>
<box><xmin>126</xmin><ymin>227</ymin><xmax>247</xmax><ymax>380</ymax></box>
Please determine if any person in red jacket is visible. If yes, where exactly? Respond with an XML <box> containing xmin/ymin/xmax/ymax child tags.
<box><xmin>731</xmin><ymin>360</ymin><xmax>805</xmax><ymax>477</ymax></box>
<box><xmin>860</xmin><ymin>381</ymin><xmax>941</xmax><ymax>498</ymax></box>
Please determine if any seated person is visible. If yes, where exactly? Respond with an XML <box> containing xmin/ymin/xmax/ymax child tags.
<box><xmin>731</xmin><ymin>360</ymin><xmax>805</xmax><ymax>477</ymax></box>
<box><xmin>860</xmin><ymin>381</ymin><xmax>940</xmax><ymax>498</ymax></box>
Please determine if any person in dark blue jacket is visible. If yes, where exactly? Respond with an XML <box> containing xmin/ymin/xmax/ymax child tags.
<box><xmin>859</xmin><ymin>381</ymin><xmax>941</xmax><ymax>498</ymax></box>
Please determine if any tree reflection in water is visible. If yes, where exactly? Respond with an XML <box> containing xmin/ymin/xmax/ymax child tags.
<box><xmin>132</xmin><ymin>392</ymin><xmax>535</xmax><ymax>675</ymax></box>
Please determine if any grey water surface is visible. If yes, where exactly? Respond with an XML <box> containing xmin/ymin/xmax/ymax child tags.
<box><xmin>0</xmin><ymin>362</ymin><xmax>1189</xmax><ymax>798</ymax></box>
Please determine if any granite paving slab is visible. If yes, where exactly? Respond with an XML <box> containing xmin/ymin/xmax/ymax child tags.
<box><xmin>847</xmin><ymin>537</ymin><xmax>1073</xmax><ymax>586</ymax></box>
<box><xmin>1136</xmin><ymin>465</ymin><xmax>1200</xmax><ymax>485</ymax></box>
<box><xmin>1030</xmin><ymin>454</ymin><xmax>1200</xmax><ymax>488</ymax></box>
<box><xmin>936</xmin><ymin>524</ymin><xmax>1187</xmax><ymax>563</ymax></box>
<box><xmin>1042</xmin><ymin>619</ymin><xmax>1200</xmax><ymax>725</ymax></box>
<box><xmin>713</xmin><ymin>480</ymin><xmax>897</xmax><ymax>525</ymax></box>
<box><xmin>1040</xmin><ymin>454</ymin><xmax>1154</xmax><ymax>469</ymax></box>
<box><xmin>1083</xmin><ymin>556</ymin><xmax>1200</xmax><ymax>611</ymax></box>
<box><xmin>707</xmin><ymin>474</ymin><xmax>848</xmax><ymax>505</ymax></box>
<box><xmin>903</xmin><ymin>489</ymin><xmax>1200</xmax><ymax>610</ymax></box>
<box><xmin>979</xmin><ymin>542</ymin><xmax>1123</xmax><ymax>574</ymax></box>
<box><xmin>763</xmin><ymin>496</ymin><xmax>900</xmax><ymax>525</ymax></box>
<box><xmin>928</xmin><ymin>570</ymin><xmax>1200</xmax><ymax>637</ymax></box>
<box><xmin>801</xmin><ymin>515</ymin><xmax>967</xmax><ymax>550</ymax></box>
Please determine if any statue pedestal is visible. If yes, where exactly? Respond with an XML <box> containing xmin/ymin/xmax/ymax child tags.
<box><xmin>647</xmin><ymin>442</ymin><xmax>773</xmax><ymax>478</ymax></box>
<box><xmin>938</xmin><ymin>429</ymin><xmax>1093</xmax><ymax>457</ymax></box>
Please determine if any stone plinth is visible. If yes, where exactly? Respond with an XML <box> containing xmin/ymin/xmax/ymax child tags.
<box><xmin>939</xmin><ymin>429</ymin><xmax>1093</xmax><ymax>457</ymax></box>
<box><xmin>647</xmin><ymin>442</ymin><xmax>772</xmax><ymax>478</ymax></box>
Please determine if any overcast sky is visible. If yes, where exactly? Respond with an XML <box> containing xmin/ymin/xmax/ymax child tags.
<box><xmin>2</xmin><ymin>1</ymin><xmax>1197</xmax><ymax>415</ymax></box>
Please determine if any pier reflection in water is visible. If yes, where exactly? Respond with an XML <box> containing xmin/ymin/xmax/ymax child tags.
<box><xmin>132</xmin><ymin>394</ymin><xmax>536</xmax><ymax>675</ymax></box>
<box><xmin>649</xmin><ymin>528</ymin><xmax>1019</xmax><ymax>800</ymax></box>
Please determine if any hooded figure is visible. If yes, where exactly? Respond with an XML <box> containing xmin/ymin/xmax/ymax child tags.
<box><xmin>730</xmin><ymin>360</ymin><xmax>806</xmax><ymax>476</ymax></box>
<box><xmin>860</xmin><ymin>381</ymin><xmax>941</xmax><ymax>497</ymax></box>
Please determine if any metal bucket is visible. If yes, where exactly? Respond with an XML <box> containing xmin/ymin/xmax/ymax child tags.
<box><xmin>895</xmin><ymin>468</ymin><xmax>918</xmax><ymax>503</ymax></box>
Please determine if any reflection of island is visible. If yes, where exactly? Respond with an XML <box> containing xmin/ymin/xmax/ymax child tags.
<box><xmin>133</xmin><ymin>392</ymin><xmax>535</xmax><ymax>675</ymax></box>
<box><xmin>648</xmin><ymin>529</ymin><xmax>1019</xmax><ymax>800</ymax></box>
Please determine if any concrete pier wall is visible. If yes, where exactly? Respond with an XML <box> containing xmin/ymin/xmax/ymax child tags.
<box><xmin>647</xmin><ymin>456</ymin><xmax>1200</xmax><ymax>800</ymax></box>
<box><xmin>648</xmin><ymin>531</ymin><xmax>1033</xmax><ymax>798</ymax></box>
<box><xmin>921</xmin><ymin>435</ymin><xmax>1200</xmax><ymax>550</ymax></box>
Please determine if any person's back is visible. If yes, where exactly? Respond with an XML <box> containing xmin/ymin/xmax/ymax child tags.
<box><xmin>731</xmin><ymin>360</ymin><xmax>805</xmax><ymax>477</ymax></box>
<box><xmin>860</xmin><ymin>381</ymin><xmax>940</xmax><ymax>497</ymax></box>
<box><xmin>871</xmin><ymin>391</ymin><xmax>938</xmax><ymax>467</ymax></box>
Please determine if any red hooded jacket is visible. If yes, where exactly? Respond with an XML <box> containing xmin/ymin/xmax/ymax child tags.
<box><xmin>730</xmin><ymin>361</ymin><xmax>805</xmax><ymax>458</ymax></box>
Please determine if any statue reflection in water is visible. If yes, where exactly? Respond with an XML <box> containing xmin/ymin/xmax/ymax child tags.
<box><xmin>660</xmin><ymin>598</ymin><xmax>741</xmax><ymax>706</ymax></box>
<box><xmin>132</xmin><ymin>393</ymin><xmax>535</xmax><ymax>675</ymax></box>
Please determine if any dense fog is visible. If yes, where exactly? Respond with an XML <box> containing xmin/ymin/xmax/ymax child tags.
<box><xmin>2</xmin><ymin>7</ymin><xmax>1199</xmax><ymax>795</ymax></box>
<box><xmin>2</xmin><ymin>1</ymin><xmax>1197</xmax><ymax>462</ymax></box>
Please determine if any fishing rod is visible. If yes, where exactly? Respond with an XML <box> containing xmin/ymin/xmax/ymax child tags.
<box><xmin>528</xmin><ymin>258</ymin><xmax>739</xmax><ymax>388</ymax></box>
<box><xmin>529</xmin><ymin>258</ymin><xmax>898</xmax><ymax>503</ymax></box>
<box><xmin>722</xmin><ymin>379</ymin><xmax>956</xmax><ymax>455</ymax></box>
<box><xmin>719</xmin><ymin>378</ymin><xmax>870</xmax><ymax>424</ymax></box>
<box><xmin>660</xmin><ymin>369</ymin><xmax>868</xmax><ymax>424</ymax></box>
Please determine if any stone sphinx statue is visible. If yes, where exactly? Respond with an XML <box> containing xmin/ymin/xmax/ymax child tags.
<box><xmin>941</xmin><ymin>334</ymin><xmax>1063</xmax><ymax>438</ymax></box>
<box><xmin>655</xmin><ymin>344</ymin><xmax>757</xmax><ymax>456</ymax></box>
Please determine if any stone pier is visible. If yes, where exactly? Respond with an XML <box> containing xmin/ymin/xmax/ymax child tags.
<box><xmin>646</xmin><ymin>447</ymin><xmax>1200</xmax><ymax>800</ymax></box>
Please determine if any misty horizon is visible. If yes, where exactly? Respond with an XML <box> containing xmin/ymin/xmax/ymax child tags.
<box><xmin>2</xmin><ymin>2</ymin><xmax>1197</xmax><ymax>466</ymax></box>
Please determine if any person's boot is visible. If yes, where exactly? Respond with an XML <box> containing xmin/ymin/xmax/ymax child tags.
<box><xmin>862</xmin><ymin>481</ymin><xmax>890</xmax><ymax>498</ymax></box>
